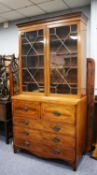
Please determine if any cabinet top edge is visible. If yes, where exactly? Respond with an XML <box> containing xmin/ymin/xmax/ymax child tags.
<box><xmin>11</xmin><ymin>94</ymin><xmax>87</xmax><ymax>105</ymax></box>
<box><xmin>17</xmin><ymin>11</ymin><xmax>88</xmax><ymax>29</ymax></box>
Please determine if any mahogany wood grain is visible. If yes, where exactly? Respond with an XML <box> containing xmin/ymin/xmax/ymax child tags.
<box><xmin>12</xmin><ymin>95</ymin><xmax>81</xmax><ymax>105</ymax></box>
<box><xmin>76</xmin><ymin>96</ymin><xmax>87</xmax><ymax>164</ymax></box>
<box><xmin>41</xmin><ymin>103</ymin><xmax>75</xmax><ymax>124</ymax></box>
<box><xmin>13</xmin><ymin>101</ymin><xmax>40</xmax><ymax>118</ymax></box>
<box><xmin>13</xmin><ymin>117</ymin><xmax>75</xmax><ymax>137</ymax></box>
<box><xmin>14</xmin><ymin>126</ymin><xmax>75</xmax><ymax>148</ymax></box>
<box><xmin>14</xmin><ymin>137</ymin><xmax>75</xmax><ymax>161</ymax></box>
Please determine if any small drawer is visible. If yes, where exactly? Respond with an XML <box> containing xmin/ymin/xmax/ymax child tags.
<box><xmin>41</xmin><ymin>103</ymin><xmax>75</xmax><ymax>124</ymax></box>
<box><xmin>13</xmin><ymin>101</ymin><xmax>40</xmax><ymax>119</ymax></box>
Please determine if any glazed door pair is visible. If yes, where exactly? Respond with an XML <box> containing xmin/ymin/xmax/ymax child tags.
<box><xmin>20</xmin><ymin>23</ymin><xmax>78</xmax><ymax>96</ymax></box>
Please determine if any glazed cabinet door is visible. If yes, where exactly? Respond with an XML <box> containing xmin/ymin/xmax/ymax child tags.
<box><xmin>48</xmin><ymin>23</ymin><xmax>79</xmax><ymax>96</ymax></box>
<box><xmin>20</xmin><ymin>28</ymin><xmax>45</xmax><ymax>94</ymax></box>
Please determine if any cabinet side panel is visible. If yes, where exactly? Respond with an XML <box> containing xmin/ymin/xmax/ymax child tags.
<box><xmin>18</xmin><ymin>31</ymin><xmax>22</xmax><ymax>93</ymax></box>
<box><xmin>76</xmin><ymin>97</ymin><xmax>87</xmax><ymax>164</ymax></box>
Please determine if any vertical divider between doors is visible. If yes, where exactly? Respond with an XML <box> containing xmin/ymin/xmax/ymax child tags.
<box><xmin>18</xmin><ymin>31</ymin><xmax>22</xmax><ymax>93</ymax></box>
<box><xmin>77</xmin><ymin>22</ymin><xmax>81</xmax><ymax>97</ymax></box>
<box><xmin>44</xmin><ymin>27</ymin><xmax>50</xmax><ymax>96</ymax></box>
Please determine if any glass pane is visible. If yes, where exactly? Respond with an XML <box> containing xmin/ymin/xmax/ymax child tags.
<box><xmin>50</xmin><ymin>24</ymin><xmax>78</xmax><ymax>95</ymax></box>
<box><xmin>21</xmin><ymin>29</ymin><xmax>44</xmax><ymax>93</ymax></box>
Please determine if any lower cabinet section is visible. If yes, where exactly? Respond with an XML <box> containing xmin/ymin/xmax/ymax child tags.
<box><xmin>12</xmin><ymin>96</ymin><xmax>87</xmax><ymax>170</ymax></box>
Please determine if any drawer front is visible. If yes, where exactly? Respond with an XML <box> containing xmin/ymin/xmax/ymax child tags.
<box><xmin>14</xmin><ymin>137</ymin><xmax>75</xmax><ymax>161</ymax></box>
<box><xmin>13</xmin><ymin>117</ymin><xmax>75</xmax><ymax>137</ymax></box>
<box><xmin>41</xmin><ymin>103</ymin><xmax>75</xmax><ymax>124</ymax></box>
<box><xmin>13</xmin><ymin>101</ymin><xmax>40</xmax><ymax>119</ymax></box>
<box><xmin>14</xmin><ymin>127</ymin><xmax>75</xmax><ymax>149</ymax></box>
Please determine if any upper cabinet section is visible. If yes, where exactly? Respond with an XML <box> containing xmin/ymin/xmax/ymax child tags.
<box><xmin>18</xmin><ymin>12</ymin><xmax>87</xmax><ymax>98</ymax></box>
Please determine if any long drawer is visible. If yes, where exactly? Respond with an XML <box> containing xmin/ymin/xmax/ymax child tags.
<box><xmin>14</xmin><ymin>137</ymin><xmax>75</xmax><ymax>161</ymax></box>
<box><xmin>14</xmin><ymin>127</ymin><xmax>75</xmax><ymax>148</ymax></box>
<box><xmin>13</xmin><ymin>101</ymin><xmax>40</xmax><ymax>119</ymax></box>
<box><xmin>13</xmin><ymin>117</ymin><xmax>75</xmax><ymax>137</ymax></box>
<box><xmin>41</xmin><ymin>103</ymin><xmax>75</xmax><ymax>124</ymax></box>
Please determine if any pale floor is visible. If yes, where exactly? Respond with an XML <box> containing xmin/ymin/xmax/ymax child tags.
<box><xmin>0</xmin><ymin>136</ymin><xmax>97</xmax><ymax>175</ymax></box>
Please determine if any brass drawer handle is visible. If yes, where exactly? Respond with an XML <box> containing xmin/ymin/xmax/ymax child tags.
<box><xmin>23</xmin><ymin>106</ymin><xmax>29</xmax><ymax>112</ymax></box>
<box><xmin>52</xmin><ymin>149</ymin><xmax>61</xmax><ymax>154</ymax></box>
<box><xmin>53</xmin><ymin>126</ymin><xmax>61</xmax><ymax>132</ymax></box>
<box><xmin>53</xmin><ymin>137</ymin><xmax>60</xmax><ymax>143</ymax></box>
<box><xmin>21</xmin><ymin>119</ymin><xmax>29</xmax><ymax>125</ymax></box>
<box><xmin>22</xmin><ymin>131</ymin><xmax>29</xmax><ymax>136</ymax></box>
<box><xmin>52</xmin><ymin>111</ymin><xmax>61</xmax><ymax>116</ymax></box>
<box><xmin>22</xmin><ymin>141</ymin><xmax>30</xmax><ymax>146</ymax></box>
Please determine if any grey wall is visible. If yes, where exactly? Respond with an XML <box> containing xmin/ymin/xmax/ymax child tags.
<box><xmin>0</xmin><ymin>6</ymin><xmax>90</xmax><ymax>57</ymax></box>
<box><xmin>0</xmin><ymin>22</ymin><xmax>18</xmax><ymax>56</ymax></box>
<box><xmin>90</xmin><ymin>0</ymin><xmax>97</xmax><ymax>93</ymax></box>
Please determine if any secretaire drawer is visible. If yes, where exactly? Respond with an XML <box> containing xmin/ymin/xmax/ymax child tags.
<box><xmin>41</xmin><ymin>103</ymin><xmax>75</xmax><ymax>124</ymax></box>
<box><xmin>13</xmin><ymin>101</ymin><xmax>40</xmax><ymax>118</ymax></box>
